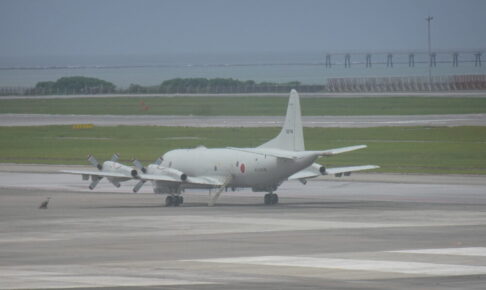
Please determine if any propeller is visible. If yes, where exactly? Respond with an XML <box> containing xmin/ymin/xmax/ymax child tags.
<box><xmin>131</xmin><ymin>158</ymin><xmax>146</xmax><ymax>193</ymax></box>
<box><xmin>88</xmin><ymin>154</ymin><xmax>102</xmax><ymax>170</ymax></box>
<box><xmin>131</xmin><ymin>156</ymin><xmax>163</xmax><ymax>193</ymax></box>
<box><xmin>86</xmin><ymin>153</ymin><xmax>120</xmax><ymax>190</ymax></box>
<box><xmin>132</xmin><ymin>159</ymin><xmax>147</xmax><ymax>173</ymax></box>
<box><xmin>89</xmin><ymin>175</ymin><xmax>102</xmax><ymax>190</ymax></box>
<box><xmin>132</xmin><ymin>180</ymin><xmax>145</xmax><ymax>193</ymax></box>
<box><xmin>110</xmin><ymin>153</ymin><xmax>120</xmax><ymax>162</ymax></box>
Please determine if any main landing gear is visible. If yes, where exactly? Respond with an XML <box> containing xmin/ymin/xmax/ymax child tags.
<box><xmin>165</xmin><ymin>195</ymin><xmax>184</xmax><ymax>207</ymax></box>
<box><xmin>264</xmin><ymin>193</ymin><xmax>279</xmax><ymax>205</ymax></box>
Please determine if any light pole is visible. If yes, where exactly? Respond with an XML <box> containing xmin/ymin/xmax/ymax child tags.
<box><xmin>426</xmin><ymin>15</ymin><xmax>434</xmax><ymax>90</ymax></box>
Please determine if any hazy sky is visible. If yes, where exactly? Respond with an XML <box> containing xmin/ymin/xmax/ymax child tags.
<box><xmin>1</xmin><ymin>0</ymin><xmax>485</xmax><ymax>57</ymax></box>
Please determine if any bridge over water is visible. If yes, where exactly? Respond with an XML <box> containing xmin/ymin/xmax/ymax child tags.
<box><xmin>324</xmin><ymin>49</ymin><xmax>485</xmax><ymax>68</ymax></box>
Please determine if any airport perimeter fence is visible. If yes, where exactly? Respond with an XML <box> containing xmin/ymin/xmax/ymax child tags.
<box><xmin>1</xmin><ymin>75</ymin><xmax>486</xmax><ymax>96</ymax></box>
<box><xmin>327</xmin><ymin>75</ymin><xmax>486</xmax><ymax>92</ymax></box>
<box><xmin>0</xmin><ymin>84</ymin><xmax>326</xmax><ymax>96</ymax></box>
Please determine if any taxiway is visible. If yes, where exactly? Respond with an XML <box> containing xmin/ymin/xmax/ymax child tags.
<box><xmin>1</xmin><ymin>165</ymin><xmax>486</xmax><ymax>289</ymax></box>
<box><xmin>2</xmin><ymin>113</ymin><xmax>486</xmax><ymax>127</ymax></box>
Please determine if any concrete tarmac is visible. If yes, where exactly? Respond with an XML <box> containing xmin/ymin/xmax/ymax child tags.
<box><xmin>1</xmin><ymin>165</ymin><xmax>486</xmax><ymax>289</ymax></box>
<box><xmin>2</xmin><ymin>113</ymin><xmax>486</xmax><ymax>127</ymax></box>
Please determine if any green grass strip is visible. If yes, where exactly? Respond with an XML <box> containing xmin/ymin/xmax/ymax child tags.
<box><xmin>1</xmin><ymin>126</ymin><xmax>485</xmax><ymax>175</ymax></box>
<box><xmin>1</xmin><ymin>96</ymin><xmax>486</xmax><ymax>115</ymax></box>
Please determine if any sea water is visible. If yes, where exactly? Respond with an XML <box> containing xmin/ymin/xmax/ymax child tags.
<box><xmin>0</xmin><ymin>51</ymin><xmax>484</xmax><ymax>88</ymax></box>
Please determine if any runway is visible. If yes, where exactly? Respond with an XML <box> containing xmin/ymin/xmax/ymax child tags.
<box><xmin>1</xmin><ymin>165</ymin><xmax>486</xmax><ymax>289</ymax></box>
<box><xmin>2</xmin><ymin>113</ymin><xmax>486</xmax><ymax>127</ymax></box>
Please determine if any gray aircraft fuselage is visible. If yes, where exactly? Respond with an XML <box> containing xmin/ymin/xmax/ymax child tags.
<box><xmin>160</xmin><ymin>147</ymin><xmax>316</xmax><ymax>191</ymax></box>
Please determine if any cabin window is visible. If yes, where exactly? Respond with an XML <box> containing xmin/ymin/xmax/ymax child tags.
<box><xmin>214</xmin><ymin>165</ymin><xmax>218</xmax><ymax>171</ymax></box>
<box><xmin>236</xmin><ymin>161</ymin><xmax>239</xmax><ymax>167</ymax></box>
<box><xmin>169</xmin><ymin>161</ymin><xmax>172</xmax><ymax>168</ymax></box>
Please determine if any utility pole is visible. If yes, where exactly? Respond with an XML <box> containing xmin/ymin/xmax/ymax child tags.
<box><xmin>426</xmin><ymin>15</ymin><xmax>434</xmax><ymax>90</ymax></box>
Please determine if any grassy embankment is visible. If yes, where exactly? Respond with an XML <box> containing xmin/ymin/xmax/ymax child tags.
<box><xmin>1</xmin><ymin>96</ymin><xmax>486</xmax><ymax>115</ymax></box>
<box><xmin>1</xmin><ymin>126</ymin><xmax>485</xmax><ymax>175</ymax></box>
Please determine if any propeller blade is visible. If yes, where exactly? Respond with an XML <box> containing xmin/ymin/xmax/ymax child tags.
<box><xmin>109</xmin><ymin>179</ymin><xmax>121</xmax><ymax>188</ymax></box>
<box><xmin>111</xmin><ymin>153</ymin><xmax>120</xmax><ymax>162</ymax></box>
<box><xmin>133</xmin><ymin>180</ymin><xmax>146</xmax><ymax>193</ymax></box>
<box><xmin>132</xmin><ymin>159</ymin><xmax>146</xmax><ymax>173</ymax></box>
<box><xmin>154</xmin><ymin>156</ymin><xmax>163</xmax><ymax>166</ymax></box>
<box><xmin>89</xmin><ymin>175</ymin><xmax>102</xmax><ymax>190</ymax></box>
<box><xmin>88</xmin><ymin>155</ymin><xmax>102</xmax><ymax>170</ymax></box>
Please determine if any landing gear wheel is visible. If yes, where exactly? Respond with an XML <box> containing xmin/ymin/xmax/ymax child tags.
<box><xmin>165</xmin><ymin>195</ymin><xmax>183</xmax><ymax>207</ymax></box>
<box><xmin>271</xmin><ymin>194</ymin><xmax>279</xmax><ymax>205</ymax></box>
<box><xmin>264</xmin><ymin>193</ymin><xmax>279</xmax><ymax>205</ymax></box>
<box><xmin>165</xmin><ymin>196</ymin><xmax>174</xmax><ymax>207</ymax></box>
<box><xmin>264</xmin><ymin>194</ymin><xmax>271</xmax><ymax>205</ymax></box>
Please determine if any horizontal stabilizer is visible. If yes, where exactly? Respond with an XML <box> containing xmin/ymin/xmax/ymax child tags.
<box><xmin>287</xmin><ymin>163</ymin><xmax>322</xmax><ymax>180</ymax></box>
<box><xmin>316</xmin><ymin>145</ymin><xmax>367</xmax><ymax>156</ymax></box>
<box><xmin>325</xmin><ymin>165</ymin><xmax>379</xmax><ymax>175</ymax></box>
<box><xmin>288</xmin><ymin>164</ymin><xmax>379</xmax><ymax>180</ymax></box>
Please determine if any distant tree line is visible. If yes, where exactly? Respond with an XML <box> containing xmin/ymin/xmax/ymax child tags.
<box><xmin>128</xmin><ymin>78</ymin><xmax>324</xmax><ymax>94</ymax></box>
<box><xmin>31</xmin><ymin>76</ymin><xmax>116</xmax><ymax>95</ymax></box>
<box><xmin>0</xmin><ymin>76</ymin><xmax>325</xmax><ymax>96</ymax></box>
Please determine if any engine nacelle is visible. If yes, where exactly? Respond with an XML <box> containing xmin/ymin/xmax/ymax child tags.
<box><xmin>319</xmin><ymin>166</ymin><xmax>327</xmax><ymax>175</ymax></box>
<box><xmin>147</xmin><ymin>165</ymin><xmax>188</xmax><ymax>181</ymax></box>
<box><xmin>131</xmin><ymin>169</ymin><xmax>140</xmax><ymax>179</ymax></box>
<box><xmin>102</xmin><ymin>161</ymin><xmax>135</xmax><ymax>180</ymax></box>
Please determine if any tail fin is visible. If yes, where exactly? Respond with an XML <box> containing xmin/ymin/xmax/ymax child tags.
<box><xmin>259</xmin><ymin>89</ymin><xmax>305</xmax><ymax>151</ymax></box>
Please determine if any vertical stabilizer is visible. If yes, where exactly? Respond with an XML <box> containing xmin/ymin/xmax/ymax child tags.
<box><xmin>259</xmin><ymin>89</ymin><xmax>305</xmax><ymax>151</ymax></box>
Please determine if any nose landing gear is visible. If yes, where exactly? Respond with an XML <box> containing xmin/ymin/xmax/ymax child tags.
<box><xmin>264</xmin><ymin>193</ymin><xmax>279</xmax><ymax>205</ymax></box>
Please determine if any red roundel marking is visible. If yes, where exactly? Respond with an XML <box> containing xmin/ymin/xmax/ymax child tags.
<box><xmin>240</xmin><ymin>163</ymin><xmax>245</xmax><ymax>173</ymax></box>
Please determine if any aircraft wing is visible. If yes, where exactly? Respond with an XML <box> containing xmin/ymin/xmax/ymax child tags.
<box><xmin>228</xmin><ymin>145</ymin><xmax>368</xmax><ymax>160</ymax></box>
<box><xmin>227</xmin><ymin>147</ymin><xmax>300</xmax><ymax>159</ymax></box>
<box><xmin>60</xmin><ymin>170</ymin><xmax>130</xmax><ymax>179</ymax></box>
<box><xmin>288</xmin><ymin>163</ymin><xmax>379</xmax><ymax>180</ymax></box>
<box><xmin>287</xmin><ymin>163</ymin><xmax>322</xmax><ymax>180</ymax></box>
<box><xmin>186</xmin><ymin>176</ymin><xmax>227</xmax><ymax>187</ymax></box>
<box><xmin>313</xmin><ymin>145</ymin><xmax>368</xmax><ymax>156</ymax></box>
<box><xmin>137</xmin><ymin>173</ymin><xmax>180</xmax><ymax>183</ymax></box>
<box><xmin>138</xmin><ymin>173</ymin><xmax>226</xmax><ymax>187</ymax></box>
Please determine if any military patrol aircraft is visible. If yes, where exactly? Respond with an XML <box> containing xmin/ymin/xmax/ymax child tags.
<box><xmin>62</xmin><ymin>90</ymin><xmax>378</xmax><ymax>206</ymax></box>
